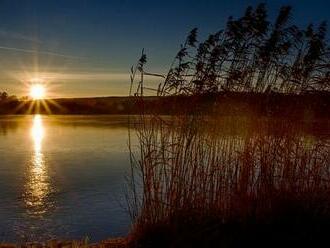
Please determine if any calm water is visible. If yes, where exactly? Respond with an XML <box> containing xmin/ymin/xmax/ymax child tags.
<box><xmin>0</xmin><ymin>115</ymin><xmax>328</xmax><ymax>243</ymax></box>
<box><xmin>0</xmin><ymin>115</ymin><xmax>134</xmax><ymax>242</ymax></box>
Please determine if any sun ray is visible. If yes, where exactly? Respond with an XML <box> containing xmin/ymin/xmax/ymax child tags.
<box><xmin>46</xmin><ymin>99</ymin><xmax>65</xmax><ymax>111</ymax></box>
<box><xmin>12</xmin><ymin>100</ymin><xmax>28</xmax><ymax>114</ymax></box>
<box><xmin>27</xmin><ymin>100</ymin><xmax>35</xmax><ymax>115</ymax></box>
<box><xmin>36</xmin><ymin>100</ymin><xmax>40</xmax><ymax>114</ymax></box>
<box><xmin>40</xmin><ymin>100</ymin><xmax>52</xmax><ymax>114</ymax></box>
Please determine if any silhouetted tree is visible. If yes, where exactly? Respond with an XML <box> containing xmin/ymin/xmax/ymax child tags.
<box><xmin>0</xmin><ymin>91</ymin><xmax>8</xmax><ymax>101</ymax></box>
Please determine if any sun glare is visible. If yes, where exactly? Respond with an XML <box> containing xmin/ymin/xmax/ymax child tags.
<box><xmin>30</xmin><ymin>84</ymin><xmax>46</xmax><ymax>100</ymax></box>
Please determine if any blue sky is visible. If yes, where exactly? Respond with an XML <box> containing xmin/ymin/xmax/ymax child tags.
<box><xmin>0</xmin><ymin>0</ymin><xmax>329</xmax><ymax>97</ymax></box>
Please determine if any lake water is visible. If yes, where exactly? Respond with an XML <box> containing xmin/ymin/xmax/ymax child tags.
<box><xmin>0</xmin><ymin>115</ymin><xmax>328</xmax><ymax>243</ymax></box>
<box><xmin>0</xmin><ymin>115</ymin><xmax>134</xmax><ymax>242</ymax></box>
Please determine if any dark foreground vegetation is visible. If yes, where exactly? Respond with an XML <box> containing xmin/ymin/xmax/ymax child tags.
<box><xmin>135</xmin><ymin>4</ymin><xmax>329</xmax><ymax>95</ymax></box>
<box><xmin>125</xmin><ymin>3</ymin><xmax>330</xmax><ymax>248</ymax></box>
<box><xmin>127</xmin><ymin>116</ymin><xmax>330</xmax><ymax>248</ymax></box>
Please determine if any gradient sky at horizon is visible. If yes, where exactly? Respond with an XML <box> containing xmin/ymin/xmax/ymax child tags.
<box><xmin>0</xmin><ymin>0</ymin><xmax>329</xmax><ymax>97</ymax></box>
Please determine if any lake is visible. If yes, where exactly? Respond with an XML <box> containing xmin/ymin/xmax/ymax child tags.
<box><xmin>0</xmin><ymin>115</ymin><xmax>328</xmax><ymax>243</ymax></box>
<box><xmin>0</xmin><ymin>115</ymin><xmax>134</xmax><ymax>242</ymax></box>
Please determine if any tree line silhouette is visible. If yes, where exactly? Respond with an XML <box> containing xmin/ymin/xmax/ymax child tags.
<box><xmin>0</xmin><ymin>91</ymin><xmax>18</xmax><ymax>101</ymax></box>
<box><xmin>135</xmin><ymin>4</ymin><xmax>329</xmax><ymax>96</ymax></box>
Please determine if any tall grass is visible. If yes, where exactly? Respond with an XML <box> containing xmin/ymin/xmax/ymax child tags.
<box><xmin>127</xmin><ymin>114</ymin><xmax>330</xmax><ymax>246</ymax></box>
<box><xmin>129</xmin><ymin>4</ymin><xmax>329</xmax><ymax>97</ymax></box>
<box><xmin>126</xmin><ymin>3</ymin><xmax>330</xmax><ymax>246</ymax></box>
<box><xmin>129</xmin><ymin>115</ymin><xmax>330</xmax><ymax>220</ymax></box>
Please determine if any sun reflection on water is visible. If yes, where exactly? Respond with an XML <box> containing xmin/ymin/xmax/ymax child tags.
<box><xmin>32</xmin><ymin>115</ymin><xmax>44</xmax><ymax>154</ymax></box>
<box><xmin>23</xmin><ymin>115</ymin><xmax>54</xmax><ymax>216</ymax></box>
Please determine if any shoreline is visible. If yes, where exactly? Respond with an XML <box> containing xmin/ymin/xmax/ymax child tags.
<box><xmin>0</xmin><ymin>92</ymin><xmax>328</xmax><ymax>118</ymax></box>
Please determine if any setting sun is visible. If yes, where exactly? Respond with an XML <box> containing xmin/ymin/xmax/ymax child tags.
<box><xmin>30</xmin><ymin>84</ymin><xmax>46</xmax><ymax>100</ymax></box>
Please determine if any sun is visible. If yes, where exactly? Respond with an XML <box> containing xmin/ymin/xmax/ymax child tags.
<box><xmin>30</xmin><ymin>84</ymin><xmax>46</xmax><ymax>100</ymax></box>
<box><xmin>13</xmin><ymin>77</ymin><xmax>62</xmax><ymax>114</ymax></box>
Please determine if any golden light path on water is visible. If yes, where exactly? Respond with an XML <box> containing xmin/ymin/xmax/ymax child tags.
<box><xmin>23</xmin><ymin>114</ymin><xmax>53</xmax><ymax>216</ymax></box>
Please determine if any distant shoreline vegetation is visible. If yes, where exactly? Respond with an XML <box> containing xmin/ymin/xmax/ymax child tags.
<box><xmin>0</xmin><ymin>92</ymin><xmax>328</xmax><ymax>118</ymax></box>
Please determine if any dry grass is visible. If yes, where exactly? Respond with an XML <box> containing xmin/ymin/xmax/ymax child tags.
<box><xmin>127</xmin><ymin>32</ymin><xmax>330</xmax><ymax>246</ymax></box>
<box><xmin>127</xmin><ymin>114</ymin><xmax>330</xmax><ymax>247</ymax></box>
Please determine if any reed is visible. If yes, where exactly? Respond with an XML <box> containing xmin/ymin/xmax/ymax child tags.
<box><xmin>128</xmin><ymin>4</ymin><xmax>329</xmax><ymax>97</ymax></box>
<box><xmin>127</xmin><ymin>113</ymin><xmax>330</xmax><ymax>247</ymax></box>
<box><xmin>126</xmin><ymin>3</ymin><xmax>330</xmax><ymax>246</ymax></box>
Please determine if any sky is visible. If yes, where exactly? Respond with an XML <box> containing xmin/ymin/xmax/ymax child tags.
<box><xmin>0</xmin><ymin>0</ymin><xmax>329</xmax><ymax>98</ymax></box>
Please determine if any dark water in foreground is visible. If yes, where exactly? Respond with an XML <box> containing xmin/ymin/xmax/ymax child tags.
<box><xmin>0</xmin><ymin>115</ymin><xmax>133</xmax><ymax>242</ymax></box>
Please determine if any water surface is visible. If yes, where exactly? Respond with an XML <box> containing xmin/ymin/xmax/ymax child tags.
<box><xmin>0</xmin><ymin>115</ymin><xmax>133</xmax><ymax>242</ymax></box>
<box><xmin>0</xmin><ymin>115</ymin><xmax>328</xmax><ymax>242</ymax></box>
